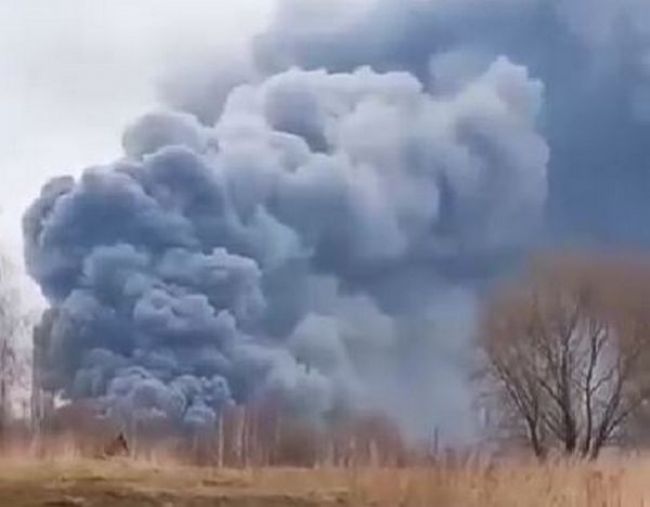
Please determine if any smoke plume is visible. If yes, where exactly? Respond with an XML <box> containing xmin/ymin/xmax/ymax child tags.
<box><xmin>25</xmin><ymin>48</ymin><xmax>547</xmax><ymax>438</ymax></box>
<box><xmin>258</xmin><ymin>0</ymin><xmax>650</xmax><ymax>246</ymax></box>
<box><xmin>28</xmin><ymin>0</ymin><xmax>650</xmax><ymax>443</ymax></box>
<box><xmin>30</xmin><ymin>0</ymin><xmax>650</xmax><ymax>441</ymax></box>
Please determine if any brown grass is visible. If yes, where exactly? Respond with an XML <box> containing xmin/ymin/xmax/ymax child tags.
<box><xmin>0</xmin><ymin>452</ymin><xmax>649</xmax><ymax>506</ymax></box>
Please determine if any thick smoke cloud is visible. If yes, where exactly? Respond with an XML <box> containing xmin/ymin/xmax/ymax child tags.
<box><xmin>258</xmin><ymin>0</ymin><xmax>650</xmax><ymax>247</ymax></box>
<box><xmin>25</xmin><ymin>56</ymin><xmax>547</xmax><ymax>438</ymax></box>
<box><xmin>25</xmin><ymin>0</ymin><xmax>650</xmax><ymax>443</ymax></box>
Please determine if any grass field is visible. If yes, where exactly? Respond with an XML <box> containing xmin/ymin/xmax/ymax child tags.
<box><xmin>0</xmin><ymin>455</ymin><xmax>649</xmax><ymax>506</ymax></box>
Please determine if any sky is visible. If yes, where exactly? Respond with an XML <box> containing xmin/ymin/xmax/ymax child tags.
<box><xmin>0</xmin><ymin>0</ymin><xmax>274</xmax><ymax>274</ymax></box>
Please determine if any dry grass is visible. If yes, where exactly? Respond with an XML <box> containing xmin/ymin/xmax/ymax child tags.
<box><xmin>0</xmin><ymin>453</ymin><xmax>650</xmax><ymax>506</ymax></box>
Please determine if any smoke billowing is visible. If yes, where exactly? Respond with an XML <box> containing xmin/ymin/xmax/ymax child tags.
<box><xmin>26</xmin><ymin>0</ymin><xmax>649</xmax><ymax>441</ymax></box>
<box><xmin>258</xmin><ymin>0</ymin><xmax>650</xmax><ymax>246</ymax></box>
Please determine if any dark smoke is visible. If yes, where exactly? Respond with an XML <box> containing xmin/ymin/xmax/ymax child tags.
<box><xmin>258</xmin><ymin>0</ymin><xmax>650</xmax><ymax>247</ymax></box>
<box><xmin>35</xmin><ymin>0</ymin><xmax>650</xmax><ymax>441</ymax></box>
<box><xmin>28</xmin><ymin>0</ymin><xmax>650</xmax><ymax>443</ymax></box>
<box><xmin>25</xmin><ymin>53</ymin><xmax>547</xmax><ymax>439</ymax></box>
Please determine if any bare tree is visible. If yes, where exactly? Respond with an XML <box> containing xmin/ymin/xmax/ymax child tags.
<box><xmin>0</xmin><ymin>254</ymin><xmax>27</xmax><ymax>434</ymax></box>
<box><xmin>480</xmin><ymin>254</ymin><xmax>650</xmax><ymax>459</ymax></box>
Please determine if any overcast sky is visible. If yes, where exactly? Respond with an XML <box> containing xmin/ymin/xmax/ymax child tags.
<box><xmin>0</xmin><ymin>0</ymin><xmax>274</xmax><ymax>280</ymax></box>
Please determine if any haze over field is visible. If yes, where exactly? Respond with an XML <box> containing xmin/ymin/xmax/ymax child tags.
<box><xmin>4</xmin><ymin>0</ymin><xmax>650</xmax><ymax>445</ymax></box>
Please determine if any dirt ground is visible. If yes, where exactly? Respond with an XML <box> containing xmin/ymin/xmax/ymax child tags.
<box><xmin>0</xmin><ymin>459</ymin><xmax>350</xmax><ymax>507</ymax></box>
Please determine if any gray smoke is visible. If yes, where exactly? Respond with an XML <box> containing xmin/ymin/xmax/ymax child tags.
<box><xmin>25</xmin><ymin>50</ymin><xmax>547</xmax><ymax>439</ymax></box>
<box><xmin>258</xmin><ymin>0</ymin><xmax>650</xmax><ymax>246</ymax></box>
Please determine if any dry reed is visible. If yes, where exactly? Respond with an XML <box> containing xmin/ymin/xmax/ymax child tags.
<box><xmin>0</xmin><ymin>449</ymin><xmax>649</xmax><ymax>506</ymax></box>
